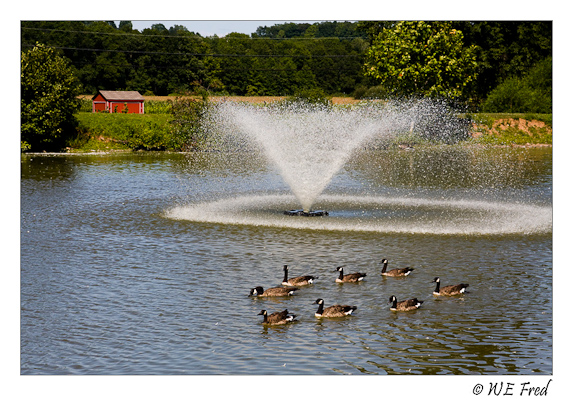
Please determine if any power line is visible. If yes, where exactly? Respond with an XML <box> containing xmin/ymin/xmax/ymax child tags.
<box><xmin>65</xmin><ymin>59</ymin><xmax>361</xmax><ymax>72</ymax></box>
<box><xmin>21</xmin><ymin>43</ymin><xmax>362</xmax><ymax>58</ymax></box>
<box><xmin>21</xmin><ymin>26</ymin><xmax>367</xmax><ymax>41</ymax></box>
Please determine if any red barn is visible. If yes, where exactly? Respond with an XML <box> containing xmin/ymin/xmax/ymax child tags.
<box><xmin>92</xmin><ymin>90</ymin><xmax>145</xmax><ymax>114</ymax></box>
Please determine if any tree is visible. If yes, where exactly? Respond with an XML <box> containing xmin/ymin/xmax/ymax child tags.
<box><xmin>151</xmin><ymin>23</ymin><xmax>168</xmax><ymax>32</ymax></box>
<box><xmin>451</xmin><ymin>21</ymin><xmax>552</xmax><ymax>104</ymax></box>
<box><xmin>21</xmin><ymin>43</ymin><xmax>81</xmax><ymax>151</ymax></box>
<box><xmin>364</xmin><ymin>21</ymin><xmax>478</xmax><ymax>99</ymax></box>
<box><xmin>119</xmin><ymin>21</ymin><xmax>133</xmax><ymax>32</ymax></box>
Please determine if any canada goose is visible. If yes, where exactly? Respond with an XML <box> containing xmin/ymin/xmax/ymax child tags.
<box><xmin>282</xmin><ymin>265</ymin><xmax>317</xmax><ymax>286</ymax></box>
<box><xmin>380</xmin><ymin>258</ymin><xmax>414</xmax><ymax>277</ymax></box>
<box><xmin>334</xmin><ymin>266</ymin><xmax>366</xmax><ymax>283</ymax></box>
<box><xmin>388</xmin><ymin>295</ymin><xmax>424</xmax><ymax>311</ymax></box>
<box><xmin>249</xmin><ymin>286</ymin><xmax>299</xmax><ymax>297</ymax></box>
<box><xmin>314</xmin><ymin>298</ymin><xmax>357</xmax><ymax>318</ymax></box>
<box><xmin>432</xmin><ymin>277</ymin><xmax>469</xmax><ymax>296</ymax></box>
<box><xmin>258</xmin><ymin>309</ymin><xmax>297</xmax><ymax>325</ymax></box>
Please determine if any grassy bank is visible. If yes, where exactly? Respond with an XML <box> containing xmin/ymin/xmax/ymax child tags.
<box><xmin>72</xmin><ymin>112</ymin><xmax>175</xmax><ymax>152</ymax></box>
<box><xmin>70</xmin><ymin>101</ymin><xmax>552</xmax><ymax>153</ymax></box>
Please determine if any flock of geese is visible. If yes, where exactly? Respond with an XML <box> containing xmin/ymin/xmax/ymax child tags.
<box><xmin>250</xmin><ymin>260</ymin><xmax>470</xmax><ymax>325</ymax></box>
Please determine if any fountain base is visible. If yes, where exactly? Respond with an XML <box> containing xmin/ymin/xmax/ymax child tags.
<box><xmin>284</xmin><ymin>209</ymin><xmax>329</xmax><ymax>217</ymax></box>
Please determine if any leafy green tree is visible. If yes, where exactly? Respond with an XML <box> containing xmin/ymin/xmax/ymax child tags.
<box><xmin>21</xmin><ymin>43</ymin><xmax>81</xmax><ymax>151</ymax></box>
<box><xmin>119</xmin><ymin>21</ymin><xmax>133</xmax><ymax>32</ymax></box>
<box><xmin>364</xmin><ymin>21</ymin><xmax>478</xmax><ymax>98</ymax></box>
<box><xmin>151</xmin><ymin>23</ymin><xmax>168</xmax><ymax>32</ymax></box>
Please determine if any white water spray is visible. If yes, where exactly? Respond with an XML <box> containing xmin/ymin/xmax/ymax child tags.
<box><xmin>168</xmin><ymin>99</ymin><xmax>551</xmax><ymax>235</ymax></box>
<box><xmin>165</xmin><ymin>194</ymin><xmax>552</xmax><ymax>235</ymax></box>
<box><xmin>206</xmin><ymin>100</ymin><xmax>442</xmax><ymax>212</ymax></box>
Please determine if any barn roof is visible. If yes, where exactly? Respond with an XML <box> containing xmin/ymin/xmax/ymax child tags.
<box><xmin>93</xmin><ymin>90</ymin><xmax>144</xmax><ymax>101</ymax></box>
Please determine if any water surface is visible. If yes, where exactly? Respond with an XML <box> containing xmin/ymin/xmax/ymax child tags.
<box><xmin>21</xmin><ymin>147</ymin><xmax>552</xmax><ymax>374</ymax></box>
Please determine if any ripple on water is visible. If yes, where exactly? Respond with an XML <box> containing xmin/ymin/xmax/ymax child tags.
<box><xmin>21</xmin><ymin>151</ymin><xmax>552</xmax><ymax>375</ymax></box>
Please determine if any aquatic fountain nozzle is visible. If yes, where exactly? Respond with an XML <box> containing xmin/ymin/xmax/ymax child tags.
<box><xmin>284</xmin><ymin>209</ymin><xmax>329</xmax><ymax>217</ymax></box>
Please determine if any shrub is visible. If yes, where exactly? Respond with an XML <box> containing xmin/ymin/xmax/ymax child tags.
<box><xmin>361</xmin><ymin>85</ymin><xmax>391</xmax><ymax>100</ymax></box>
<box><xmin>482</xmin><ymin>57</ymin><xmax>552</xmax><ymax>113</ymax></box>
<box><xmin>78</xmin><ymin>98</ymin><xmax>92</xmax><ymax>112</ymax></box>
<box><xmin>352</xmin><ymin>85</ymin><xmax>368</xmax><ymax>99</ymax></box>
<box><xmin>169</xmin><ymin>97</ymin><xmax>211</xmax><ymax>150</ymax></box>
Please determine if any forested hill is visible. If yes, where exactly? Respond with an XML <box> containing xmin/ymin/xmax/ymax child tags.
<box><xmin>21</xmin><ymin>21</ymin><xmax>370</xmax><ymax>97</ymax></box>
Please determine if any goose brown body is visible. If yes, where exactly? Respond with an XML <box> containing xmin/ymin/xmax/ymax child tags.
<box><xmin>249</xmin><ymin>286</ymin><xmax>299</xmax><ymax>297</ymax></box>
<box><xmin>314</xmin><ymin>299</ymin><xmax>357</xmax><ymax>318</ymax></box>
<box><xmin>282</xmin><ymin>265</ymin><xmax>317</xmax><ymax>286</ymax></box>
<box><xmin>388</xmin><ymin>296</ymin><xmax>423</xmax><ymax>311</ymax></box>
<box><xmin>258</xmin><ymin>309</ymin><xmax>297</xmax><ymax>325</ymax></box>
<box><xmin>334</xmin><ymin>267</ymin><xmax>366</xmax><ymax>283</ymax></box>
<box><xmin>432</xmin><ymin>277</ymin><xmax>469</xmax><ymax>296</ymax></box>
<box><xmin>380</xmin><ymin>259</ymin><xmax>414</xmax><ymax>277</ymax></box>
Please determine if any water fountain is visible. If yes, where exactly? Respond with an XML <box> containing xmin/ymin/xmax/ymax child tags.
<box><xmin>205</xmin><ymin>99</ymin><xmax>451</xmax><ymax>215</ymax></box>
<box><xmin>165</xmin><ymin>99</ymin><xmax>552</xmax><ymax>235</ymax></box>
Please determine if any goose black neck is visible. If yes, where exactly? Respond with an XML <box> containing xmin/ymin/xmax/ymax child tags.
<box><xmin>316</xmin><ymin>302</ymin><xmax>324</xmax><ymax>315</ymax></box>
<box><xmin>434</xmin><ymin>281</ymin><xmax>440</xmax><ymax>293</ymax></box>
<box><xmin>390</xmin><ymin>298</ymin><xmax>397</xmax><ymax>308</ymax></box>
<box><xmin>283</xmin><ymin>268</ymin><xmax>288</xmax><ymax>283</ymax></box>
<box><xmin>262</xmin><ymin>313</ymin><xmax>268</xmax><ymax>323</ymax></box>
<box><xmin>338</xmin><ymin>269</ymin><xmax>344</xmax><ymax>280</ymax></box>
<box><xmin>381</xmin><ymin>261</ymin><xmax>388</xmax><ymax>273</ymax></box>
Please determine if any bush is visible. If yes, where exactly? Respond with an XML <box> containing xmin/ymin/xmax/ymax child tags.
<box><xmin>352</xmin><ymin>85</ymin><xmax>368</xmax><ymax>99</ymax></box>
<box><xmin>364</xmin><ymin>85</ymin><xmax>392</xmax><ymax>99</ymax></box>
<box><xmin>169</xmin><ymin>97</ymin><xmax>211</xmax><ymax>150</ymax></box>
<box><xmin>482</xmin><ymin>57</ymin><xmax>552</xmax><ymax>113</ymax></box>
<box><xmin>78</xmin><ymin>98</ymin><xmax>92</xmax><ymax>112</ymax></box>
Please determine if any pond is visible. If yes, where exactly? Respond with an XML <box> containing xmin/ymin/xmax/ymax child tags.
<box><xmin>20</xmin><ymin>146</ymin><xmax>552</xmax><ymax>376</ymax></box>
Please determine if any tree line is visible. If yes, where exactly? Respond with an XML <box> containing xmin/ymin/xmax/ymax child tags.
<box><xmin>21</xmin><ymin>20</ymin><xmax>551</xmax><ymax>105</ymax></box>
<box><xmin>21</xmin><ymin>21</ymin><xmax>369</xmax><ymax>97</ymax></box>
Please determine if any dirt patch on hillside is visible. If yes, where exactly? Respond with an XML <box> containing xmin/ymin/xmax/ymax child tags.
<box><xmin>471</xmin><ymin>118</ymin><xmax>552</xmax><ymax>138</ymax></box>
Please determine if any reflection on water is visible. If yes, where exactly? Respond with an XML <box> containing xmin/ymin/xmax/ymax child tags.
<box><xmin>21</xmin><ymin>147</ymin><xmax>552</xmax><ymax>374</ymax></box>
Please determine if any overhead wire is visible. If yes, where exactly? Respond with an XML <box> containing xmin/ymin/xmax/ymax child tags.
<box><xmin>21</xmin><ymin>24</ymin><xmax>365</xmax><ymax>83</ymax></box>
<box><xmin>21</xmin><ymin>26</ymin><xmax>367</xmax><ymax>41</ymax></box>
<box><xmin>20</xmin><ymin>43</ymin><xmax>362</xmax><ymax>58</ymax></box>
<box><xmin>66</xmin><ymin>60</ymin><xmax>361</xmax><ymax>72</ymax></box>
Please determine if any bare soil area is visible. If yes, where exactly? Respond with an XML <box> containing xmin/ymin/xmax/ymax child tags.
<box><xmin>471</xmin><ymin>118</ymin><xmax>551</xmax><ymax>137</ymax></box>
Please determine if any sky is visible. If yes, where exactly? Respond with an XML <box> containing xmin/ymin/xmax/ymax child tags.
<box><xmin>127</xmin><ymin>20</ymin><xmax>324</xmax><ymax>37</ymax></box>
